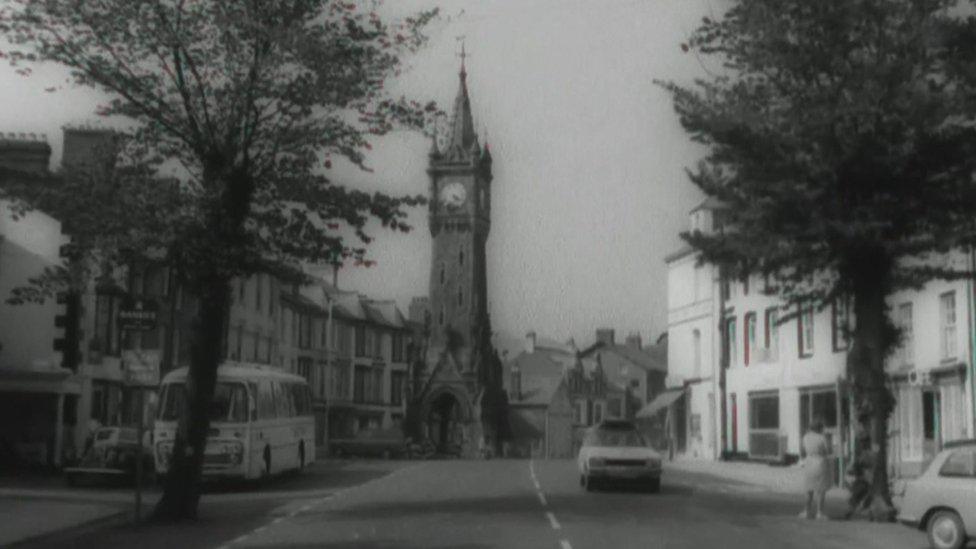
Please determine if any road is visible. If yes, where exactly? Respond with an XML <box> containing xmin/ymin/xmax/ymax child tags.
<box><xmin>18</xmin><ymin>459</ymin><xmax>930</xmax><ymax>549</ymax></box>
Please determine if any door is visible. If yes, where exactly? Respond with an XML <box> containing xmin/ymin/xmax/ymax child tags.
<box><xmin>730</xmin><ymin>393</ymin><xmax>738</xmax><ymax>454</ymax></box>
<box><xmin>922</xmin><ymin>389</ymin><xmax>942</xmax><ymax>466</ymax></box>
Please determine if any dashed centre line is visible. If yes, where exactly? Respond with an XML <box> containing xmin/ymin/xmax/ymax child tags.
<box><xmin>537</xmin><ymin>492</ymin><xmax>548</xmax><ymax>506</ymax></box>
<box><xmin>546</xmin><ymin>511</ymin><xmax>562</xmax><ymax>530</ymax></box>
<box><xmin>560</xmin><ymin>540</ymin><xmax>573</xmax><ymax>549</ymax></box>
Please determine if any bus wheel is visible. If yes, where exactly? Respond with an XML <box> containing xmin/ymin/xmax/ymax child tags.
<box><xmin>263</xmin><ymin>445</ymin><xmax>272</xmax><ymax>476</ymax></box>
<box><xmin>298</xmin><ymin>441</ymin><xmax>306</xmax><ymax>471</ymax></box>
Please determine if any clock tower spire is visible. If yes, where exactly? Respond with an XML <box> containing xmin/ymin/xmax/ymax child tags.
<box><xmin>411</xmin><ymin>56</ymin><xmax>505</xmax><ymax>457</ymax></box>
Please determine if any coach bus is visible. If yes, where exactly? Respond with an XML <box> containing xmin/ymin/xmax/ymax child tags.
<box><xmin>154</xmin><ymin>363</ymin><xmax>315</xmax><ymax>480</ymax></box>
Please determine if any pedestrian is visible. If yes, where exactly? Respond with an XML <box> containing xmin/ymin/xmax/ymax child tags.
<box><xmin>799</xmin><ymin>418</ymin><xmax>832</xmax><ymax>520</ymax></box>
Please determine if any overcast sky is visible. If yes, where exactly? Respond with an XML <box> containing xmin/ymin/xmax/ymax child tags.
<box><xmin>0</xmin><ymin>0</ymin><xmax>716</xmax><ymax>347</ymax></box>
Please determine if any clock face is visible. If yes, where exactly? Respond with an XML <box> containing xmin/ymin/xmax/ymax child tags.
<box><xmin>439</xmin><ymin>181</ymin><xmax>467</xmax><ymax>209</ymax></box>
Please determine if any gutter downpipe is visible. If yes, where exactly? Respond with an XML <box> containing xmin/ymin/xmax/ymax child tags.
<box><xmin>718</xmin><ymin>263</ymin><xmax>728</xmax><ymax>460</ymax></box>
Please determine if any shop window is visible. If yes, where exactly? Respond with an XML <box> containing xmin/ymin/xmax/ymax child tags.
<box><xmin>748</xmin><ymin>392</ymin><xmax>780</xmax><ymax>459</ymax></box>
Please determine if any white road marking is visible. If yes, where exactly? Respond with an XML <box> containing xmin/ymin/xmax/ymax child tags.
<box><xmin>252</xmin><ymin>525</ymin><xmax>266</xmax><ymax>534</ymax></box>
<box><xmin>272</xmin><ymin>517</ymin><xmax>285</xmax><ymax>524</ymax></box>
<box><xmin>560</xmin><ymin>540</ymin><xmax>573</xmax><ymax>549</ymax></box>
<box><xmin>546</xmin><ymin>511</ymin><xmax>561</xmax><ymax>530</ymax></box>
<box><xmin>231</xmin><ymin>534</ymin><xmax>250</xmax><ymax>544</ymax></box>
<box><xmin>537</xmin><ymin>491</ymin><xmax>548</xmax><ymax>506</ymax></box>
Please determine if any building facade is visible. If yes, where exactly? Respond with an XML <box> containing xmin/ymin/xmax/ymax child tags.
<box><xmin>666</xmin><ymin>199</ymin><xmax>976</xmax><ymax>479</ymax></box>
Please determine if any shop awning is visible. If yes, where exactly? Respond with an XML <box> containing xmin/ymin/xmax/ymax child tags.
<box><xmin>636</xmin><ymin>388</ymin><xmax>684</xmax><ymax>418</ymax></box>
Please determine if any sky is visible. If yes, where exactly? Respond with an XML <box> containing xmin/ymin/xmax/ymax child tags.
<box><xmin>0</xmin><ymin>0</ymin><xmax>716</xmax><ymax>348</ymax></box>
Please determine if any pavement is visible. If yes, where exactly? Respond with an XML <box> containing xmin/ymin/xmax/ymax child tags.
<box><xmin>6</xmin><ymin>457</ymin><xmax>929</xmax><ymax>549</ymax></box>
<box><xmin>1</xmin><ymin>459</ymin><xmax>410</xmax><ymax>548</ymax></box>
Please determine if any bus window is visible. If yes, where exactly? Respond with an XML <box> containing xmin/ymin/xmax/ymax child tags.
<box><xmin>212</xmin><ymin>383</ymin><xmax>247</xmax><ymax>423</ymax></box>
<box><xmin>247</xmin><ymin>382</ymin><xmax>258</xmax><ymax>421</ymax></box>
<box><xmin>290</xmin><ymin>383</ymin><xmax>310</xmax><ymax>416</ymax></box>
<box><xmin>257</xmin><ymin>379</ymin><xmax>275</xmax><ymax>420</ymax></box>
<box><xmin>273</xmin><ymin>381</ymin><xmax>293</xmax><ymax>418</ymax></box>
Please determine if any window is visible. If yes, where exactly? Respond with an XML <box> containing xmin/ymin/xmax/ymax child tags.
<box><xmin>748</xmin><ymin>392</ymin><xmax>780</xmax><ymax>459</ymax></box>
<box><xmin>372</xmin><ymin>330</ymin><xmax>383</xmax><ymax>360</ymax></box>
<box><xmin>744</xmin><ymin>312</ymin><xmax>757</xmax><ymax>366</ymax></box>
<box><xmin>593</xmin><ymin>402</ymin><xmax>604</xmax><ymax>424</ymax></box>
<box><xmin>940</xmin><ymin>291</ymin><xmax>957</xmax><ymax>360</ymax></box>
<box><xmin>252</xmin><ymin>332</ymin><xmax>260</xmax><ymax>362</ymax></box>
<box><xmin>692</xmin><ymin>329</ymin><xmax>702</xmax><ymax>376</ymax></box>
<box><xmin>939</xmin><ymin>449</ymin><xmax>976</xmax><ymax>478</ymax></box>
<box><xmin>724</xmin><ymin>317</ymin><xmax>737</xmax><ymax>368</ymax></box>
<box><xmin>923</xmin><ymin>390</ymin><xmax>939</xmax><ymax>443</ymax></box>
<box><xmin>831</xmin><ymin>297</ymin><xmax>851</xmax><ymax>352</ymax></box>
<box><xmin>391</xmin><ymin>371</ymin><xmax>405</xmax><ymax>406</ymax></box>
<box><xmin>459</xmin><ymin>249</ymin><xmax>464</xmax><ymax>266</ymax></box>
<box><xmin>297</xmin><ymin>357</ymin><xmax>313</xmax><ymax>381</ymax></box>
<box><xmin>764</xmin><ymin>307</ymin><xmax>779</xmax><ymax>358</ymax></box>
<box><xmin>798</xmin><ymin>303</ymin><xmax>814</xmax><ymax>357</ymax></box>
<box><xmin>800</xmin><ymin>389</ymin><xmax>838</xmax><ymax>436</ymax></box>
<box><xmin>93</xmin><ymin>292</ymin><xmax>119</xmax><ymax>355</ymax></box>
<box><xmin>256</xmin><ymin>379</ymin><xmax>275</xmax><ymax>420</ymax></box>
<box><xmin>354</xmin><ymin>366</ymin><xmax>368</xmax><ymax>403</ymax></box>
<box><xmin>355</xmin><ymin>325</ymin><xmax>366</xmax><ymax>357</ymax></box>
<box><xmin>255</xmin><ymin>274</ymin><xmax>262</xmax><ymax>311</ymax></box>
<box><xmin>235</xmin><ymin>325</ymin><xmax>243</xmax><ymax>360</ymax></box>
<box><xmin>898</xmin><ymin>302</ymin><xmax>913</xmax><ymax>366</ymax></box>
<box><xmin>392</xmin><ymin>334</ymin><xmax>405</xmax><ymax>362</ymax></box>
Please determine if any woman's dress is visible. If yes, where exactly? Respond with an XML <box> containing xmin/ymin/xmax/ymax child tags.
<box><xmin>802</xmin><ymin>431</ymin><xmax>832</xmax><ymax>493</ymax></box>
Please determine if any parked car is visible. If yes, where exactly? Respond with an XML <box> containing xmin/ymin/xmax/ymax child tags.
<box><xmin>331</xmin><ymin>427</ymin><xmax>409</xmax><ymax>459</ymax></box>
<box><xmin>897</xmin><ymin>439</ymin><xmax>976</xmax><ymax>549</ymax></box>
<box><xmin>64</xmin><ymin>426</ymin><xmax>153</xmax><ymax>486</ymax></box>
<box><xmin>577</xmin><ymin>419</ymin><xmax>663</xmax><ymax>493</ymax></box>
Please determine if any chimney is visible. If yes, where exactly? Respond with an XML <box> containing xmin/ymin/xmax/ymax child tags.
<box><xmin>408</xmin><ymin>296</ymin><xmax>429</xmax><ymax>325</ymax></box>
<box><xmin>525</xmin><ymin>331</ymin><xmax>536</xmax><ymax>354</ymax></box>
<box><xmin>0</xmin><ymin>133</ymin><xmax>52</xmax><ymax>174</ymax></box>
<box><xmin>596</xmin><ymin>328</ymin><xmax>615</xmax><ymax>347</ymax></box>
<box><xmin>510</xmin><ymin>365</ymin><xmax>522</xmax><ymax>401</ymax></box>
<box><xmin>625</xmin><ymin>332</ymin><xmax>642</xmax><ymax>350</ymax></box>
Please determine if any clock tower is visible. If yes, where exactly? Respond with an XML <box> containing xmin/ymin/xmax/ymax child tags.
<box><xmin>411</xmin><ymin>58</ymin><xmax>507</xmax><ymax>456</ymax></box>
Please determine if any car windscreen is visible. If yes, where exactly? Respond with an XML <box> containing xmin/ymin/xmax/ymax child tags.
<box><xmin>583</xmin><ymin>429</ymin><xmax>647</xmax><ymax>448</ymax></box>
<box><xmin>159</xmin><ymin>382</ymin><xmax>248</xmax><ymax>423</ymax></box>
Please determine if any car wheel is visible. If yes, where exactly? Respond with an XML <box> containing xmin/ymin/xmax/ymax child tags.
<box><xmin>927</xmin><ymin>510</ymin><xmax>965</xmax><ymax>549</ymax></box>
<box><xmin>645</xmin><ymin>478</ymin><xmax>661</xmax><ymax>494</ymax></box>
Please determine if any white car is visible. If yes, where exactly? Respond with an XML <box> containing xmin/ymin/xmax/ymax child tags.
<box><xmin>577</xmin><ymin>420</ymin><xmax>663</xmax><ymax>493</ymax></box>
<box><xmin>897</xmin><ymin>440</ymin><xmax>976</xmax><ymax>549</ymax></box>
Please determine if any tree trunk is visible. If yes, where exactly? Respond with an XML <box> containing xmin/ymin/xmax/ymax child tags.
<box><xmin>848</xmin><ymin>250</ymin><xmax>897</xmax><ymax>522</ymax></box>
<box><xmin>152</xmin><ymin>273</ymin><xmax>229</xmax><ymax>520</ymax></box>
<box><xmin>153</xmin><ymin>163</ymin><xmax>253</xmax><ymax>521</ymax></box>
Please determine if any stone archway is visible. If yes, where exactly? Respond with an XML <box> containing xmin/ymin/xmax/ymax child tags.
<box><xmin>422</xmin><ymin>386</ymin><xmax>473</xmax><ymax>453</ymax></box>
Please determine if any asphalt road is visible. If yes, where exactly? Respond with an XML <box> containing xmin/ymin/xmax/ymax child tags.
<box><xmin>20</xmin><ymin>459</ymin><xmax>932</xmax><ymax>549</ymax></box>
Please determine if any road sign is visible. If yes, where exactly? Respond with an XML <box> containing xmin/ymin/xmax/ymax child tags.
<box><xmin>118</xmin><ymin>297</ymin><xmax>159</xmax><ymax>331</ymax></box>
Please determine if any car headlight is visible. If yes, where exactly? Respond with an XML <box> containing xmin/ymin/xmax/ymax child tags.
<box><xmin>588</xmin><ymin>457</ymin><xmax>605</xmax><ymax>467</ymax></box>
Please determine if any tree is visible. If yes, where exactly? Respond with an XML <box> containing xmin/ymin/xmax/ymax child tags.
<box><xmin>0</xmin><ymin>0</ymin><xmax>439</xmax><ymax>520</ymax></box>
<box><xmin>659</xmin><ymin>0</ymin><xmax>976</xmax><ymax>520</ymax></box>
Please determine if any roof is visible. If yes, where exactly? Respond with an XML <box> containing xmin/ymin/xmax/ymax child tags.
<box><xmin>636</xmin><ymin>388</ymin><xmax>684</xmax><ymax>418</ymax></box>
<box><xmin>586</xmin><ymin>341</ymin><xmax>667</xmax><ymax>374</ymax></box>
<box><xmin>511</xmin><ymin>376</ymin><xmax>564</xmax><ymax>407</ymax></box>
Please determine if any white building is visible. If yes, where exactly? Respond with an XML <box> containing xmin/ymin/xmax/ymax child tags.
<box><xmin>666</xmin><ymin>199</ymin><xmax>976</xmax><ymax>478</ymax></box>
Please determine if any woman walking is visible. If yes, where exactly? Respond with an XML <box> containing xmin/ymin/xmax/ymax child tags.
<box><xmin>799</xmin><ymin>418</ymin><xmax>832</xmax><ymax>520</ymax></box>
